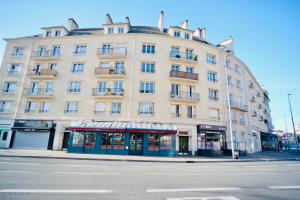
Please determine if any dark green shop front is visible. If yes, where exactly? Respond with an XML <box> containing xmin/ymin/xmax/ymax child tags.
<box><xmin>67</xmin><ymin>127</ymin><xmax>176</xmax><ymax>156</ymax></box>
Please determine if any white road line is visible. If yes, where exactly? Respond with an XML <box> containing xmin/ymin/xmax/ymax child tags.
<box><xmin>0</xmin><ymin>189</ymin><xmax>113</xmax><ymax>193</ymax></box>
<box><xmin>268</xmin><ymin>186</ymin><xmax>300</xmax><ymax>190</ymax></box>
<box><xmin>0</xmin><ymin>170</ymin><xmax>31</xmax><ymax>173</ymax></box>
<box><xmin>143</xmin><ymin>172</ymin><xmax>285</xmax><ymax>176</ymax></box>
<box><xmin>167</xmin><ymin>196</ymin><xmax>240</xmax><ymax>200</ymax></box>
<box><xmin>144</xmin><ymin>173</ymin><xmax>211</xmax><ymax>176</ymax></box>
<box><xmin>54</xmin><ymin>164</ymin><xmax>105</xmax><ymax>167</ymax></box>
<box><xmin>147</xmin><ymin>187</ymin><xmax>241</xmax><ymax>193</ymax></box>
<box><xmin>53</xmin><ymin>171</ymin><xmax>120</xmax><ymax>175</ymax></box>
<box><xmin>0</xmin><ymin>161</ymin><xmax>41</xmax><ymax>165</ymax></box>
<box><xmin>128</xmin><ymin>165</ymin><xmax>176</xmax><ymax>168</ymax></box>
<box><xmin>227</xmin><ymin>172</ymin><xmax>284</xmax><ymax>176</ymax></box>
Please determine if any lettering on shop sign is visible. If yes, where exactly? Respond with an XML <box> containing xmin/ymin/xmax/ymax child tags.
<box><xmin>197</xmin><ymin>124</ymin><xmax>226</xmax><ymax>131</ymax></box>
<box><xmin>14</xmin><ymin>120</ymin><xmax>53</xmax><ymax>128</ymax></box>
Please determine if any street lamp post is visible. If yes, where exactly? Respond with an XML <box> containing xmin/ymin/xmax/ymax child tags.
<box><xmin>288</xmin><ymin>94</ymin><xmax>299</xmax><ymax>153</ymax></box>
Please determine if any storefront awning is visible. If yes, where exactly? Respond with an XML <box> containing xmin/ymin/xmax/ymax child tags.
<box><xmin>66</xmin><ymin>121</ymin><xmax>177</xmax><ymax>134</ymax></box>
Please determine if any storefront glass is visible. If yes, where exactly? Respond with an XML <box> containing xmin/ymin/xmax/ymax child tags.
<box><xmin>72</xmin><ymin>132</ymin><xmax>84</xmax><ymax>147</ymax></box>
<box><xmin>101</xmin><ymin>133</ymin><xmax>113</xmax><ymax>150</ymax></box>
<box><xmin>160</xmin><ymin>135</ymin><xmax>173</xmax><ymax>150</ymax></box>
<box><xmin>148</xmin><ymin>134</ymin><xmax>159</xmax><ymax>151</ymax></box>
<box><xmin>113</xmin><ymin>133</ymin><xmax>125</xmax><ymax>150</ymax></box>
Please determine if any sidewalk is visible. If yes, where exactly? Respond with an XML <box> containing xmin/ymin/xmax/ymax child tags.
<box><xmin>0</xmin><ymin>149</ymin><xmax>299</xmax><ymax>163</ymax></box>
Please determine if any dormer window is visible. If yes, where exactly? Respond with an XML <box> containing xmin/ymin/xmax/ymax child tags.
<box><xmin>108</xmin><ymin>27</ymin><xmax>114</xmax><ymax>34</ymax></box>
<box><xmin>174</xmin><ymin>31</ymin><xmax>180</xmax><ymax>37</ymax></box>
<box><xmin>184</xmin><ymin>33</ymin><xmax>190</xmax><ymax>39</ymax></box>
<box><xmin>118</xmin><ymin>27</ymin><xmax>124</xmax><ymax>33</ymax></box>
<box><xmin>46</xmin><ymin>31</ymin><xmax>51</xmax><ymax>37</ymax></box>
<box><xmin>55</xmin><ymin>30</ymin><xmax>61</xmax><ymax>37</ymax></box>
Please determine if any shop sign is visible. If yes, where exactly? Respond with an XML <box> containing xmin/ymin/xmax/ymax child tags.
<box><xmin>197</xmin><ymin>124</ymin><xmax>226</xmax><ymax>131</ymax></box>
<box><xmin>14</xmin><ymin>120</ymin><xmax>53</xmax><ymax>128</ymax></box>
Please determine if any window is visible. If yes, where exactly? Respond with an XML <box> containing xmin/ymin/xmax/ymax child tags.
<box><xmin>186</xmin><ymin>67</ymin><xmax>193</xmax><ymax>73</ymax></box>
<box><xmin>55</xmin><ymin>30</ymin><xmax>61</xmax><ymax>37</ymax></box>
<box><xmin>113</xmin><ymin>81</ymin><xmax>123</xmax><ymax>95</ymax></box>
<box><xmin>102</xmin><ymin>44</ymin><xmax>111</xmax><ymax>54</ymax></box>
<box><xmin>0</xmin><ymin>101</ymin><xmax>11</xmax><ymax>113</ymax></box>
<box><xmin>206</xmin><ymin>54</ymin><xmax>216</xmax><ymax>64</ymax></box>
<box><xmin>186</xmin><ymin>49</ymin><xmax>193</xmax><ymax>60</ymax></box>
<box><xmin>171</xmin><ymin>84</ymin><xmax>180</xmax><ymax>97</ymax></box>
<box><xmin>8</xmin><ymin>64</ymin><xmax>20</xmax><ymax>75</ymax></box>
<box><xmin>171</xmin><ymin>47</ymin><xmax>180</xmax><ymax>57</ymax></box>
<box><xmin>228</xmin><ymin>76</ymin><xmax>234</xmax><ymax>86</ymax></box>
<box><xmin>142</xmin><ymin>44</ymin><xmax>155</xmax><ymax>54</ymax></box>
<box><xmin>96</xmin><ymin>81</ymin><xmax>107</xmax><ymax>95</ymax></box>
<box><xmin>184</xmin><ymin>33</ymin><xmax>190</xmax><ymax>39</ymax></box>
<box><xmin>72</xmin><ymin>132</ymin><xmax>84</xmax><ymax>146</ymax></box>
<box><xmin>49</xmin><ymin>63</ymin><xmax>57</xmax><ymax>70</ymax></box>
<box><xmin>99</xmin><ymin>62</ymin><xmax>109</xmax><ymax>68</ymax></box>
<box><xmin>174</xmin><ymin>31</ymin><xmax>180</xmax><ymax>37</ymax></box>
<box><xmin>74</xmin><ymin>45</ymin><xmax>86</xmax><ymax>55</ymax></box>
<box><xmin>65</xmin><ymin>101</ymin><xmax>78</xmax><ymax>113</ymax></box>
<box><xmin>209</xmin><ymin>108</ymin><xmax>220</xmax><ymax>120</ymax></box>
<box><xmin>187</xmin><ymin>106</ymin><xmax>195</xmax><ymax>118</ymax></box>
<box><xmin>171</xmin><ymin>104</ymin><xmax>180</xmax><ymax>117</ymax></box>
<box><xmin>141</xmin><ymin>62</ymin><xmax>155</xmax><ymax>73</ymax></box>
<box><xmin>113</xmin><ymin>133</ymin><xmax>125</xmax><ymax>150</ymax></box>
<box><xmin>29</xmin><ymin>82</ymin><xmax>39</xmax><ymax>95</ymax></box>
<box><xmin>138</xmin><ymin>102</ymin><xmax>154</xmax><ymax>115</ymax></box>
<box><xmin>118</xmin><ymin>27</ymin><xmax>124</xmax><ymax>33</ymax></box>
<box><xmin>71</xmin><ymin>63</ymin><xmax>84</xmax><ymax>73</ymax></box>
<box><xmin>46</xmin><ymin>31</ymin><xmax>51</xmax><ymax>37</ymax></box>
<box><xmin>160</xmin><ymin>135</ymin><xmax>173</xmax><ymax>150</ymax></box>
<box><xmin>111</xmin><ymin>102</ymin><xmax>121</xmax><ymax>114</ymax></box>
<box><xmin>226</xmin><ymin>59</ymin><xmax>231</xmax><ymax>68</ymax></box>
<box><xmin>25</xmin><ymin>101</ymin><xmax>36</xmax><ymax>113</ymax></box>
<box><xmin>39</xmin><ymin>101</ymin><xmax>49</xmax><ymax>113</ymax></box>
<box><xmin>68</xmin><ymin>82</ymin><xmax>81</xmax><ymax>92</ymax></box>
<box><xmin>208</xmin><ymin>71</ymin><xmax>217</xmax><ymax>82</ymax></box>
<box><xmin>171</xmin><ymin>65</ymin><xmax>180</xmax><ymax>71</ymax></box>
<box><xmin>115</xmin><ymin>62</ymin><xmax>125</xmax><ymax>74</ymax></box>
<box><xmin>95</xmin><ymin>102</ymin><xmax>105</xmax><ymax>114</ymax></box>
<box><xmin>148</xmin><ymin>134</ymin><xmax>160</xmax><ymax>151</ymax></box>
<box><xmin>45</xmin><ymin>82</ymin><xmax>54</xmax><ymax>95</ymax></box>
<box><xmin>235</xmin><ymin>64</ymin><xmax>240</xmax><ymax>73</ymax></box>
<box><xmin>186</xmin><ymin>85</ymin><xmax>195</xmax><ymax>99</ymax></box>
<box><xmin>140</xmin><ymin>82</ymin><xmax>155</xmax><ymax>93</ymax></box>
<box><xmin>12</xmin><ymin>47</ymin><xmax>24</xmax><ymax>56</ymax></box>
<box><xmin>237</xmin><ymin>80</ymin><xmax>242</xmax><ymax>89</ymax></box>
<box><xmin>101</xmin><ymin>133</ymin><xmax>113</xmax><ymax>149</ymax></box>
<box><xmin>52</xmin><ymin>46</ymin><xmax>60</xmax><ymax>56</ymax></box>
<box><xmin>3</xmin><ymin>82</ymin><xmax>16</xmax><ymax>93</ymax></box>
<box><xmin>2</xmin><ymin>132</ymin><xmax>8</xmax><ymax>141</ymax></box>
<box><xmin>209</xmin><ymin>89</ymin><xmax>218</xmax><ymax>101</ymax></box>
<box><xmin>108</xmin><ymin>27</ymin><xmax>114</xmax><ymax>34</ymax></box>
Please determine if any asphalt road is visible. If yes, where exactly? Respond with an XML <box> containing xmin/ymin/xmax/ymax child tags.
<box><xmin>0</xmin><ymin>156</ymin><xmax>300</xmax><ymax>200</ymax></box>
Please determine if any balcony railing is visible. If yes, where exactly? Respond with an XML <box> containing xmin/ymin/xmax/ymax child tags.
<box><xmin>28</xmin><ymin>68</ymin><xmax>57</xmax><ymax>78</ymax></box>
<box><xmin>7</xmin><ymin>70</ymin><xmax>20</xmax><ymax>76</ymax></box>
<box><xmin>24</xmin><ymin>88</ymin><xmax>53</xmax><ymax>98</ymax></box>
<box><xmin>94</xmin><ymin>111</ymin><xmax>105</xmax><ymax>115</ymax></box>
<box><xmin>64</xmin><ymin>109</ymin><xmax>78</xmax><ymax>114</ymax></box>
<box><xmin>170</xmin><ymin>70</ymin><xmax>198</xmax><ymax>80</ymax></box>
<box><xmin>230</xmin><ymin>100</ymin><xmax>248</xmax><ymax>112</ymax></box>
<box><xmin>171</xmin><ymin>113</ymin><xmax>181</xmax><ymax>118</ymax></box>
<box><xmin>170</xmin><ymin>51</ymin><xmax>198</xmax><ymax>63</ymax></box>
<box><xmin>2</xmin><ymin>89</ymin><xmax>16</xmax><ymax>94</ymax></box>
<box><xmin>187</xmin><ymin>114</ymin><xmax>196</xmax><ymax>119</ymax></box>
<box><xmin>96</xmin><ymin>47</ymin><xmax>127</xmax><ymax>58</ymax></box>
<box><xmin>92</xmin><ymin>88</ymin><xmax>124</xmax><ymax>97</ymax></box>
<box><xmin>0</xmin><ymin>108</ymin><xmax>10</xmax><ymax>113</ymax></box>
<box><xmin>170</xmin><ymin>91</ymin><xmax>200</xmax><ymax>101</ymax></box>
<box><xmin>31</xmin><ymin>50</ymin><xmax>60</xmax><ymax>59</ymax></box>
<box><xmin>239</xmin><ymin>119</ymin><xmax>246</xmax><ymax>125</ymax></box>
<box><xmin>94</xmin><ymin>67</ymin><xmax>125</xmax><ymax>76</ymax></box>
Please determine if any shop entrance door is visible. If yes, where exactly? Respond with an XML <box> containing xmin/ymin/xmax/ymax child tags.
<box><xmin>83</xmin><ymin>132</ymin><xmax>96</xmax><ymax>153</ymax></box>
<box><xmin>129</xmin><ymin>133</ymin><xmax>143</xmax><ymax>155</ymax></box>
<box><xmin>179</xmin><ymin>136</ymin><xmax>189</xmax><ymax>155</ymax></box>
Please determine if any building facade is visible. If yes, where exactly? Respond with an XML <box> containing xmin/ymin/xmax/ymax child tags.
<box><xmin>0</xmin><ymin>12</ymin><xmax>273</xmax><ymax>156</ymax></box>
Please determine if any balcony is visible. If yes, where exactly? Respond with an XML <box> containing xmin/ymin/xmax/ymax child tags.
<box><xmin>7</xmin><ymin>70</ymin><xmax>20</xmax><ymax>76</ymax></box>
<box><xmin>94</xmin><ymin>67</ymin><xmax>125</xmax><ymax>78</ymax></box>
<box><xmin>169</xmin><ymin>91</ymin><xmax>200</xmax><ymax>102</ymax></box>
<box><xmin>187</xmin><ymin>114</ymin><xmax>197</xmax><ymax>119</ymax></box>
<box><xmin>31</xmin><ymin>50</ymin><xmax>60</xmax><ymax>61</ymax></box>
<box><xmin>169</xmin><ymin>51</ymin><xmax>198</xmax><ymax>65</ymax></box>
<box><xmin>170</xmin><ymin>113</ymin><xmax>181</xmax><ymax>118</ymax></box>
<box><xmin>0</xmin><ymin>108</ymin><xmax>10</xmax><ymax>113</ymax></box>
<box><xmin>24</xmin><ymin>88</ymin><xmax>53</xmax><ymax>99</ymax></box>
<box><xmin>92</xmin><ymin>88</ymin><xmax>124</xmax><ymax>99</ymax></box>
<box><xmin>239</xmin><ymin>119</ymin><xmax>246</xmax><ymax>125</ymax></box>
<box><xmin>96</xmin><ymin>47</ymin><xmax>127</xmax><ymax>59</ymax></box>
<box><xmin>169</xmin><ymin>70</ymin><xmax>198</xmax><ymax>81</ymax></box>
<box><xmin>230</xmin><ymin>100</ymin><xmax>248</xmax><ymax>112</ymax></box>
<box><xmin>28</xmin><ymin>69</ymin><xmax>57</xmax><ymax>79</ymax></box>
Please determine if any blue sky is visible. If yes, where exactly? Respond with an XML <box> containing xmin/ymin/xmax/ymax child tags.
<box><xmin>0</xmin><ymin>0</ymin><xmax>299</xmax><ymax>131</ymax></box>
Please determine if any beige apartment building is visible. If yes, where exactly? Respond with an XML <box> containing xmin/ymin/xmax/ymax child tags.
<box><xmin>0</xmin><ymin>12</ymin><xmax>273</xmax><ymax>156</ymax></box>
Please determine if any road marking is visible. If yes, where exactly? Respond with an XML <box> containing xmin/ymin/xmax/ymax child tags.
<box><xmin>0</xmin><ymin>189</ymin><xmax>113</xmax><ymax>193</ymax></box>
<box><xmin>54</xmin><ymin>164</ymin><xmax>105</xmax><ymax>167</ymax></box>
<box><xmin>286</xmin><ymin>164</ymin><xmax>300</xmax><ymax>167</ymax></box>
<box><xmin>53</xmin><ymin>171</ymin><xmax>119</xmax><ymax>175</ymax></box>
<box><xmin>227</xmin><ymin>172</ymin><xmax>284</xmax><ymax>176</ymax></box>
<box><xmin>0</xmin><ymin>161</ymin><xmax>41</xmax><ymax>165</ymax></box>
<box><xmin>268</xmin><ymin>186</ymin><xmax>300</xmax><ymax>190</ymax></box>
<box><xmin>128</xmin><ymin>165</ymin><xmax>176</xmax><ymax>168</ymax></box>
<box><xmin>0</xmin><ymin>170</ymin><xmax>31</xmax><ymax>173</ymax></box>
<box><xmin>167</xmin><ymin>196</ymin><xmax>240</xmax><ymax>200</ymax></box>
<box><xmin>147</xmin><ymin>187</ymin><xmax>241</xmax><ymax>193</ymax></box>
<box><xmin>144</xmin><ymin>173</ymin><xmax>210</xmax><ymax>176</ymax></box>
<box><xmin>143</xmin><ymin>172</ymin><xmax>285</xmax><ymax>176</ymax></box>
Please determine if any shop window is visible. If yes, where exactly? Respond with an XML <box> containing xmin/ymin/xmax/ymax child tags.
<box><xmin>101</xmin><ymin>133</ymin><xmax>113</xmax><ymax>149</ymax></box>
<box><xmin>72</xmin><ymin>132</ymin><xmax>84</xmax><ymax>146</ymax></box>
<box><xmin>113</xmin><ymin>133</ymin><xmax>125</xmax><ymax>150</ymax></box>
<box><xmin>84</xmin><ymin>133</ymin><xmax>96</xmax><ymax>148</ymax></box>
<box><xmin>148</xmin><ymin>134</ymin><xmax>160</xmax><ymax>151</ymax></box>
<box><xmin>160</xmin><ymin>135</ymin><xmax>173</xmax><ymax>150</ymax></box>
<box><xmin>2</xmin><ymin>132</ymin><xmax>8</xmax><ymax>141</ymax></box>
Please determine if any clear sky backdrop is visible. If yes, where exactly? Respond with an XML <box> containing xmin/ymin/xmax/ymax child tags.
<box><xmin>0</xmin><ymin>0</ymin><xmax>299</xmax><ymax>132</ymax></box>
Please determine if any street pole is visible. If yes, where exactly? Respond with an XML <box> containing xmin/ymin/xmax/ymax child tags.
<box><xmin>284</xmin><ymin>115</ymin><xmax>288</xmax><ymax>134</ymax></box>
<box><xmin>288</xmin><ymin>94</ymin><xmax>299</xmax><ymax>153</ymax></box>
<box><xmin>224</xmin><ymin>53</ymin><xmax>235</xmax><ymax>159</ymax></box>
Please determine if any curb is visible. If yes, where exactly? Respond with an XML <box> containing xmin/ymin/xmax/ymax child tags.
<box><xmin>1</xmin><ymin>154</ymin><xmax>300</xmax><ymax>163</ymax></box>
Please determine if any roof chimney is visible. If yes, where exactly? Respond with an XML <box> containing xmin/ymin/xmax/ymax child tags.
<box><xmin>67</xmin><ymin>18</ymin><xmax>79</xmax><ymax>31</ymax></box>
<box><xmin>158</xmin><ymin>11</ymin><xmax>164</xmax><ymax>32</ymax></box>
<box><xmin>219</xmin><ymin>36</ymin><xmax>234</xmax><ymax>52</ymax></box>
<box><xmin>181</xmin><ymin>20</ymin><xmax>188</xmax><ymax>29</ymax></box>
<box><xmin>125</xmin><ymin>16</ymin><xmax>130</xmax><ymax>25</ymax></box>
<box><xmin>105</xmin><ymin>14</ymin><xmax>113</xmax><ymax>24</ymax></box>
<box><xmin>200</xmin><ymin>28</ymin><xmax>206</xmax><ymax>40</ymax></box>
